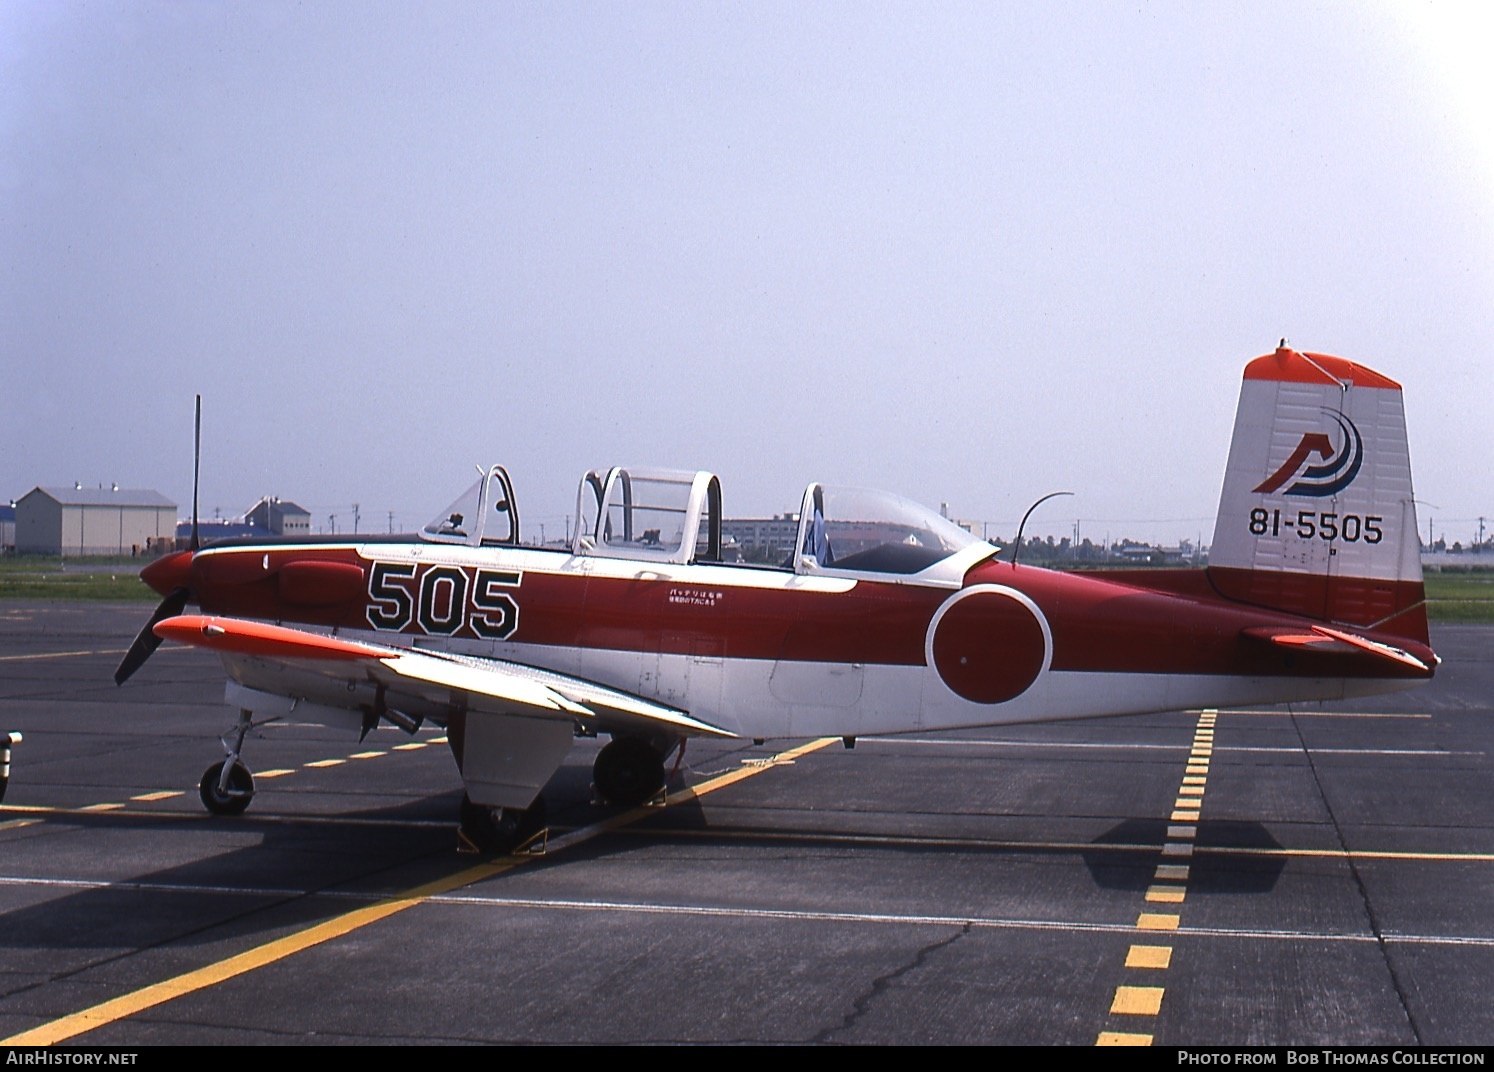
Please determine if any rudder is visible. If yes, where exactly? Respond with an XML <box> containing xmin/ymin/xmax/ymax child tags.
<box><xmin>1208</xmin><ymin>345</ymin><xmax>1427</xmax><ymax>644</ymax></box>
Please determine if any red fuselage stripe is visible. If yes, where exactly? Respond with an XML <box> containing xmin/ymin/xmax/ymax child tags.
<box><xmin>185</xmin><ymin>544</ymin><xmax>1434</xmax><ymax>680</ymax></box>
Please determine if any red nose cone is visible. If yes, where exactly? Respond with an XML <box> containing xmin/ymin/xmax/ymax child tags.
<box><xmin>141</xmin><ymin>550</ymin><xmax>193</xmax><ymax>596</ymax></box>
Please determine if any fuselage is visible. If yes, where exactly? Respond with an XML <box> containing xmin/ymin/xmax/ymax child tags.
<box><xmin>145</xmin><ymin>533</ymin><xmax>1436</xmax><ymax>740</ymax></box>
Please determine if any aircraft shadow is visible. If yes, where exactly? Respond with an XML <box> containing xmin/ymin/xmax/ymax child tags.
<box><xmin>0</xmin><ymin>793</ymin><xmax>471</xmax><ymax>954</ymax></box>
<box><xmin>1083</xmin><ymin>818</ymin><xmax>1286</xmax><ymax>894</ymax></box>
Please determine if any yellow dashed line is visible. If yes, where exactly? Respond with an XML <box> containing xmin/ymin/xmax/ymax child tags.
<box><xmin>1125</xmin><ymin>945</ymin><xmax>1172</xmax><ymax>969</ymax></box>
<box><xmin>1098</xmin><ymin>1031</ymin><xmax>1154</xmax><ymax>1046</ymax></box>
<box><xmin>0</xmin><ymin>648</ymin><xmax>130</xmax><ymax>662</ymax></box>
<box><xmin>393</xmin><ymin>743</ymin><xmax>427</xmax><ymax>751</ymax></box>
<box><xmin>1111</xmin><ymin>986</ymin><xmax>1164</xmax><ymax>1016</ymax></box>
<box><xmin>254</xmin><ymin>769</ymin><xmax>295</xmax><ymax>779</ymax></box>
<box><xmin>350</xmin><ymin>751</ymin><xmax>384</xmax><ymax>760</ymax></box>
<box><xmin>79</xmin><ymin>803</ymin><xmax>124</xmax><ymax>812</ymax></box>
<box><xmin>0</xmin><ymin>818</ymin><xmax>42</xmax><ymax>830</ymax></box>
<box><xmin>130</xmin><ymin>791</ymin><xmax>182</xmax><ymax>802</ymax></box>
<box><xmin>1136</xmin><ymin>913</ymin><xmax>1180</xmax><ymax>931</ymax></box>
<box><xmin>306</xmin><ymin>759</ymin><xmax>345</xmax><ymax>768</ymax></box>
<box><xmin>1099</xmin><ymin>709</ymin><xmax>1216</xmax><ymax>1046</ymax></box>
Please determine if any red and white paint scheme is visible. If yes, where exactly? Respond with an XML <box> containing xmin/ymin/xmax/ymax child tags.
<box><xmin>117</xmin><ymin>346</ymin><xmax>1437</xmax><ymax>851</ymax></box>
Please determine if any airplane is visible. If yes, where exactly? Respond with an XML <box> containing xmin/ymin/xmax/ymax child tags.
<box><xmin>114</xmin><ymin>345</ymin><xmax>1437</xmax><ymax>852</ymax></box>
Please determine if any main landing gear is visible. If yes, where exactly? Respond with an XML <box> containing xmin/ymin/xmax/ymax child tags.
<box><xmin>458</xmin><ymin>794</ymin><xmax>548</xmax><ymax>855</ymax></box>
<box><xmin>592</xmin><ymin>735</ymin><xmax>670</xmax><ymax>808</ymax></box>
<box><xmin>198</xmin><ymin>708</ymin><xmax>267</xmax><ymax>817</ymax></box>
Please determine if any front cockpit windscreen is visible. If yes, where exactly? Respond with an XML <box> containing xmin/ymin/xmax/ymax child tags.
<box><xmin>422</xmin><ymin>478</ymin><xmax>482</xmax><ymax>542</ymax></box>
<box><xmin>806</xmin><ymin>486</ymin><xmax>987</xmax><ymax>574</ymax></box>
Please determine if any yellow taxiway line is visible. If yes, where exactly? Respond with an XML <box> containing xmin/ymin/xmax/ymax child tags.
<box><xmin>1</xmin><ymin>737</ymin><xmax>839</xmax><ymax>1046</ymax></box>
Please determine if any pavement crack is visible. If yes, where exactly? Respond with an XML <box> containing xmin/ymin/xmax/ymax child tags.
<box><xmin>1290</xmin><ymin>708</ymin><xmax>1423</xmax><ymax>1044</ymax></box>
<box><xmin>812</xmin><ymin>921</ymin><xmax>972</xmax><ymax>1043</ymax></box>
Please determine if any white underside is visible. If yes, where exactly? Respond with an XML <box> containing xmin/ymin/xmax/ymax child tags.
<box><xmin>410</xmin><ymin>636</ymin><xmax>1421</xmax><ymax>739</ymax></box>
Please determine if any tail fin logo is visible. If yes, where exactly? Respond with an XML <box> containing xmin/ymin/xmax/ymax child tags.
<box><xmin>1253</xmin><ymin>410</ymin><xmax>1364</xmax><ymax>498</ymax></box>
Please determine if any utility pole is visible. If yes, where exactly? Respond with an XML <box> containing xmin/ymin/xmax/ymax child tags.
<box><xmin>329</xmin><ymin>514</ymin><xmax>337</xmax><ymax>535</ymax></box>
<box><xmin>352</xmin><ymin>503</ymin><xmax>360</xmax><ymax>535</ymax></box>
<box><xmin>388</xmin><ymin>510</ymin><xmax>395</xmax><ymax>534</ymax></box>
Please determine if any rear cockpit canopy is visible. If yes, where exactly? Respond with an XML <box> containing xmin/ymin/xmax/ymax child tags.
<box><xmin>574</xmin><ymin>467</ymin><xmax>723</xmax><ymax>564</ymax></box>
<box><xmin>792</xmin><ymin>484</ymin><xmax>989</xmax><ymax>579</ymax></box>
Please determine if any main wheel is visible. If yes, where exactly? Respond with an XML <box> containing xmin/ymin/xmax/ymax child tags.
<box><xmin>458</xmin><ymin>794</ymin><xmax>547</xmax><ymax>854</ymax></box>
<box><xmin>593</xmin><ymin>736</ymin><xmax>666</xmax><ymax>807</ymax></box>
<box><xmin>199</xmin><ymin>760</ymin><xmax>254</xmax><ymax>816</ymax></box>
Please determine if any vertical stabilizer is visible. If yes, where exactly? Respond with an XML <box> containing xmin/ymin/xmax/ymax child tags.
<box><xmin>1208</xmin><ymin>346</ymin><xmax>1427</xmax><ymax>643</ymax></box>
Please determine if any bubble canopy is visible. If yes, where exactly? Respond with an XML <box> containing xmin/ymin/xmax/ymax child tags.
<box><xmin>796</xmin><ymin>484</ymin><xmax>991</xmax><ymax>577</ymax></box>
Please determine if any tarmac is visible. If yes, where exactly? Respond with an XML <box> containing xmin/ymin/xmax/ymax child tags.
<box><xmin>0</xmin><ymin>602</ymin><xmax>1490</xmax><ymax>1045</ymax></box>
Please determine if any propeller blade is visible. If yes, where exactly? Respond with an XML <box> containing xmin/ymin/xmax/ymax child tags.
<box><xmin>114</xmin><ymin>587</ymin><xmax>190</xmax><ymax>685</ymax></box>
<box><xmin>191</xmin><ymin>394</ymin><xmax>201</xmax><ymax>552</ymax></box>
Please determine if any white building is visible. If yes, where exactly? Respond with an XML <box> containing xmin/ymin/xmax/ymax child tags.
<box><xmin>15</xmin><ymin>486</ymin><xmax>177</xmax><ymax>556</ymax></box>
<box><xmin>246</xmin><ymin>497</ymin><xmax>312</xmax><ymax>536</ymax></box>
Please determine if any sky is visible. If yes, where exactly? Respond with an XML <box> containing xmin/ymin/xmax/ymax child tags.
<box><xmin>3</xmin><ymin>1</ymin><xmax>1491</xmax><ymax>548</ymax></box>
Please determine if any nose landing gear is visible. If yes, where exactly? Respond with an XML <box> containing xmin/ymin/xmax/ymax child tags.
<box><xmin>199</xmin><ymin>759</ymin><xmax>255</xmax><ymax>816</ymax></box>
<box><xmin>198</xmin><ymin>708</ymin><xmax>271</xmax><ymax>816</ymax></box>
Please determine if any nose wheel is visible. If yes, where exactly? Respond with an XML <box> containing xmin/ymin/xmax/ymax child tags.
<box><xmin>200</xmin><ymin>759</ymin><xmax>255</xmax><ymax>816</ymax></box>
<box><xmin>197</xmin><ymin>707</ymin><xmax>269</xmax><ymax>816</ymax></box>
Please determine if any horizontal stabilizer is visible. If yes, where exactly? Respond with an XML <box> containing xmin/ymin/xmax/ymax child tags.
<box><xmin>1241</xmin><ymin>624</ymin><xmax>1434</xmax><ymax>673</ymax></box>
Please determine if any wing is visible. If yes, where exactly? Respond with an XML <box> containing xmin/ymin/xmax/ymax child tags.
<box><xmin>154</xmin><ymin>614</ymin><xmax>735</xmax><ymax>738</ymax></box>
<box><xmin>153</xmin><ymin>612</ymin><xmax>735</xmax><ymax>740</ymax></box>
<box><xmin>154</xmin><ymin>615</ymin><xmax>735</xmax><ymax>810</ymax></box>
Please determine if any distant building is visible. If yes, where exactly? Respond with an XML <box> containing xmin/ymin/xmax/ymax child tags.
<box><xmin>721</xmin><ymin>513</ymin><xmax>801</xmax><ymax>562</ymax></box>
<box><xmin>15</xmin><ymin>486</ymin><xmax>176</xmax><ymax>556</ymax></box>
<box><xmin>175</xmin><ymin>518</ymin><xmax>272</xmax><ymax>548</ymax></box>
<box><xmin>0</xmin><ymin>503</ymin><xmax>14</xmax><ymax>553</ymax></box>
<box><xmin>245</xmin><ymin>497</ymin><xmax>311</xmax><ymax>536</ymax></box>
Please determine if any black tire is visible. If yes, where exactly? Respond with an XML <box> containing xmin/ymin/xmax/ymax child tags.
<box><xmin>593</xmin><ymin>736</ymin><xmax>666</xmax><ymax>807</ymax></box>
<box><xmin>199</xmin><ymin>760</ymin><xmax>254</xmax><ymax>816</ymax></box>
<box><xmin>458</xmin><ymin>793</ymin><xmax>547</xmax><ymax>854</ymax></box>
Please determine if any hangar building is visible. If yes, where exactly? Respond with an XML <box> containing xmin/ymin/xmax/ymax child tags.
<box><xmin>246</xmin><ymin>497</ymin><xmax>311</xmax><ymax>536</ymax></box>
<box><xmin>15</xmin><ymin>486</ymin><xmax>177</xmax><ymax>556</ymax></box>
